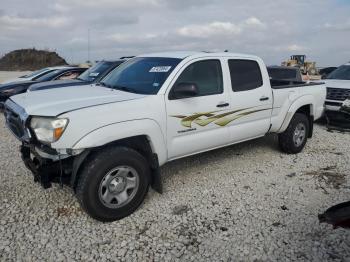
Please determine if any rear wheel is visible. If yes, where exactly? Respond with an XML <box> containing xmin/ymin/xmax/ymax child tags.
<box><xmin>278</xmin><ymin>113</ymin><xmax>309</xmax><ymax>154</ymax></box>
<box><xmin>76</xmin><ymin>146</ymin><xmax>150</xmax><ymax>222</ymax></box>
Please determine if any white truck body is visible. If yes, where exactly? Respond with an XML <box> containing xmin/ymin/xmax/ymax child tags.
<box><xmin>3</xmin><ymin>52</ymin><xmax>326</xmax><ymax>221</ymax></box>
<box><xmin>322</xmin><ymin>63</ymin><xmax>350</xmax><ymax>123</ymax></box>
<box><xmin>8</xmin><ymin>52</ymin><xmax>325</xmax><ymax>164</ymax></box>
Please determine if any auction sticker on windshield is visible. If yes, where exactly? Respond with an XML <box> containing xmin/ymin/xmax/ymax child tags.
<box><xmin>149</xmin><ymin>66</ymin><xmax>172</xmax><ymax>73</ymax></box>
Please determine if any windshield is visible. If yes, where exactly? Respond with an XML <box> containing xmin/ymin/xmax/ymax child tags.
<box><xmin>79</xmin><ymin>62</ymin><xmax>117</xmax><ymax>82</ymax></box>
<box><xmin>20</xmin><ymin>68</ymin><xmax>50</xmax><ymax>78</ymax></box>
<box><xmin>100</xmin><ymin>57</ymin><xmax>182</xmax><ymax>95</ymax></box>
<box><xmin>36</xmin><ymin>70</ymin><xmax>62</xmax><ymax>81</ymax></box>
<box><xmin>327</xmin><ymin>65</ymin><xmax>350</xmax><ymax>80</ymax></box>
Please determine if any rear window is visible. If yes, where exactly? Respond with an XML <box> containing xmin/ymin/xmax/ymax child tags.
<box><xmin>21</xmin><ymin>68</ymin><xmax>50</xmax><ymax>78</ymax></box>
<box><xmin>36</xmin><ymin>70</ymin><xmax>62</xmax><ymax>81</ymax></box>
<box><xmin>267</xmin><ymin>68</ymin><xmax>297</xmax><ymax>80</ymax></box>
<box><xmin>228</xmin><ymin>60</ymin><xmax>263</xmax><ymax>92</ymax></box>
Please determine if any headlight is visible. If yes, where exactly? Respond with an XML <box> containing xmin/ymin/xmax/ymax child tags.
<box><xmin>30</xmin><ymin>117</ymin><xmax>69</xmax><ymax>143</ymax></box>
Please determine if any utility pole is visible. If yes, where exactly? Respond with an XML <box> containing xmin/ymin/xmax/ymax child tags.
<box><xmin>87</xmin><ymin>28</ymin><xmax>91</xmax><ymax>63</ymax></box>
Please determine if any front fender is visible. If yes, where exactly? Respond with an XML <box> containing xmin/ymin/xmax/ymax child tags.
<box><xmin>278</xmin><ymin>95</ymin><xmax>314</xmax><ymax>133</ymax></box>
<box><xmin>72</xmin><ymin>119</ymin><xmax>168</xmax><ymax>165</ymax></box>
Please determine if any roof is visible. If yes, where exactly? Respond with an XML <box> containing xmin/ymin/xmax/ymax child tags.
<box><xmin>139</xmin><ymin>51</ymin><xmax>202</xmax><ymax>59</ymax></box>
<box><xmin>138</xmin><ymin>51</ymin><xmax>259</xmax><ymax>60</ymax></box>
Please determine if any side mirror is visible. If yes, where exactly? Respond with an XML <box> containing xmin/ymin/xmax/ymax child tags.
<box><xmin>170</xmin><ymin>82</ymin><xmax>199</xmax><ymax>99</ymax></box>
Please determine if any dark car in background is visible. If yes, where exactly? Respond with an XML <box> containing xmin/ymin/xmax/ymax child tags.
<box><xmin>320</xmin><ymin>67</ymin><xmax>338</xmax><ymax>79</ymax></box>
<box><xmin>0</xmin><ymin>67</ymin><xmax>86</xmax><ymax>108</ymax></box>
<box><xmin>28</xmin><ymin>60</ymin><xmax>126</xmax><ymax>92</ymax></box>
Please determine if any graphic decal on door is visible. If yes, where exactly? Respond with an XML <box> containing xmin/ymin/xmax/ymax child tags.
<box><xmin>171</xmin><ymin>107</ymin><xmax>270</xmax><ymax>128</ymax></box>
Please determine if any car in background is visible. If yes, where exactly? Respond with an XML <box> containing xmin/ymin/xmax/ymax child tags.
<box><xmin>267</xmin><ymin>66</ymin><xmax>303</xmax><ymax>82</ymax></box>
<box><xmin>28</xmin><ymin>60</ymin><xmax>126</xmax><ymax>92</ymax></box>
<box><xmin>320</xmin><ymin>67</ymin><xmax>337</xmax><ymax>79</ymax></box>
<box><xmin>324</xmin><ymin>62</ymin><xmax>350</xmax><ymax>125</ymax></box>
<box><xmin>1</xmin><ymin>66</ymin><xmax>71</xmax><ymax>84</ymax></box>
<box><xmin>0</xmin><ymin>67</ymin><xmax>86</xmax><ymax>108</ymax></box>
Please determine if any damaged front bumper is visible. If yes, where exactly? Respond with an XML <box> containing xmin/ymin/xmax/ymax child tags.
<box><xmin>20</xmin><ymin>143</ymin><xmax>72</xmax><ymax>189</ymax></box>
<box><xmin>20</xmin><ymin>143</ymin><xmax>90</xmax><ymax>189</ymax></box>
<box><xmin>325</xmin><ymin>99</ymin><xmax>350</xmax><ymax>127</ymax></box>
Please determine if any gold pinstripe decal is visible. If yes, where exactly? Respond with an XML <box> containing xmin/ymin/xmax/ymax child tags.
<box><xmin>171</xmin><ymin>107</ymin><xmax>270</xmax><ymax>128</ymax></box>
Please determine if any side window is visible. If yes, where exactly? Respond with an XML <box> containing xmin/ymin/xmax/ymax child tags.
<box><xmin>174</xmin><ymin>60</ymin><xmax>223</xmax><ymax>97</ymax></box>
<box><xmin>228</xmin><ymin>59</ymin><xmax>263</xmax><ymax>92</ymax></box>
<box><xmin>57</xmin><ymin>71</ymin><xmax>80</xmax><ymax>80</ymax></box>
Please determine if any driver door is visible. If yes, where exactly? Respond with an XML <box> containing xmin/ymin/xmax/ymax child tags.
<box><xmin>165</xmin><ymin>59</ymin><xmax>231</xmax><ymax>160</ymax></box>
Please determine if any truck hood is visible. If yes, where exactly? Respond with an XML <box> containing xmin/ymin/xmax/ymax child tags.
<box><xmin>323</xmin><ymin>79</ymin><xmax>350</xmax><ymax>89</ymax></box>
<box><xmin>10</xmin><ymin>84</ymin><xmax>146</xmax><ymax>116</ymax></box>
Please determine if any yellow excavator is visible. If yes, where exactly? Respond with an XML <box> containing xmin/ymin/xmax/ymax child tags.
<box><xmin>282</xmin><ymin>55</ymin><xmax>318</xmax><ymax>76</ymax></box>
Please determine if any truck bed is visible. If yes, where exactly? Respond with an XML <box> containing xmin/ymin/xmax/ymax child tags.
<box><xmin>271</xmin><ymin>79</ymin><xmax>324</xmax><ymax>89</ymax></box>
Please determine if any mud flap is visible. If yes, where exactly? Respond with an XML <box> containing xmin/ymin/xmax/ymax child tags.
<box><xmin>150</xmin><ymin>153</ymin><xmax>163</xmax><ymax>194</ymax></box>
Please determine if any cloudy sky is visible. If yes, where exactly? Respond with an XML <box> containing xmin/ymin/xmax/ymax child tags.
<box><xmin>1</xmin><ymin>0</ymin><xmax>349</xmax><ymax>66</ymax></box>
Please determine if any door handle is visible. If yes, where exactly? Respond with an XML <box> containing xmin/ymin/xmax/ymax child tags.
<box><xmin>259</xmin><ymin>96</ymin><xmax>269</xmax><ymax>101</ymax></box>
<box><xmin>216</xmin><ymin>102</ymin><xmax>230</xmax><ymax>108</ymax></box>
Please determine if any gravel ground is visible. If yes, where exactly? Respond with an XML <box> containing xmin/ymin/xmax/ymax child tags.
<box><xmin>0</xmin><ymin>114</ymin><xmax>350</xmax><ymax>261</ymax></box>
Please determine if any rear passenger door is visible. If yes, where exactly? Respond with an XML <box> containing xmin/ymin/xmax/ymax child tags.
<box><xmin>226</xmin><ymin>59</ymin><xmax>273</xmax><ymax>142</ymax></box>
<box><xmin>166</xmin><ymin>59</ymin><xmax>231</xmax><ymax>159</ymax></box>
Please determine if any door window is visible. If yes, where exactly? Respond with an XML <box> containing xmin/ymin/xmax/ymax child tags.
<box><xmin>228</xmin><ymin>60</ymin><xmax>263</xmax><ymax>92</ymax></box>
<box><xmin>173</xmin><ymin>60</ymin><xmax>223</xmax><ymax>97</ymax></box>
<box><xmin>57</xmin><ymin>71</ymin><xmax>81</xmax><ymax>80</ymax></box>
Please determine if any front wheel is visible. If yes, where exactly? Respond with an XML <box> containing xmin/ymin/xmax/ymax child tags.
<box><xmin>278</xmin><ymin>113</ymin><xmax>310</xmax><ymax>154</ymax></box>
<box><xmin>76</xmin><ymin>146</ymin><xmax>150</xmax><ymax>222</ymax></box>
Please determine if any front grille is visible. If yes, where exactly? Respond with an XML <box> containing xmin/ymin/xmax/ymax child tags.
<box><xmin>326</xmin><ymin>87</ymin><xmax>350</xmax><ymax>101</ymax></box>
<box><xmin>3</xmin><ymin>100</ymin><xmax>29</xmax><ymax>141</ymax></box>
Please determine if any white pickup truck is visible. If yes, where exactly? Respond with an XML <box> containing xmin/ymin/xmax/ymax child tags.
<box><xmin>323</xmin><ymin>62</ymin><xmax>350</xmax><ymax>124</ymax></box>
<box><xmin>3</xmin><ymin>52</ymin><xmax>326</xmax><ymax>221</ymax></box>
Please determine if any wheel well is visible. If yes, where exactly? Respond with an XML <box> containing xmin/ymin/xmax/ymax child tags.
<box><xmin>296</xmin><ymin>105</ymin><xmax>311</xmax><ymax>116</ymax></box>
<box><xmin>71</xmin><ymin>135</ymin><xmax>163</xmax><ymax>193</ymax></box>
<box><xmin>295</xmin><ymin>104</ymin><xmax>313</xmax><ymax>138</ymax></box>
<box><xmin>102</xmin><ymin>135</ymin><xmax>154</xmax><ymax>160</ymax></box>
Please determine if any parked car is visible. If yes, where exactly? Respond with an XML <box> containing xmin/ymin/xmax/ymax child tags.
<box><xmin>28</xmin><ymin>60</ymin><xmax>125</xmax><ymax>92</ymax></box>
<box><xmin>3</xmin><ymin>51</ymin><xmax>326</xmax><ymax>221</ymax></box>
<box><xmin>1</xmin><ymin>66</ymin><xmax>71</xmax><ymax>84</ymax></box>
<box><xmin>0</xmin><ymin>67</ymin><xmax>86</xmax><ymax>108</ymax></box>
<box><xmin>320</xmin><ymin>67</ymin><xmax>337</xmax><ymax>79</ymax></box>
<box><xmin>324</xmin><ymin>62</ymin><xmax>350</xmax><ymax>125</ymax></box>
<box><xmin>267</xmin><ymin>66</ymin><xmax>303</xmax><ymax>82</ymax></box>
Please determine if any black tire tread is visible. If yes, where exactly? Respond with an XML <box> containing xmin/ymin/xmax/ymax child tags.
<box><xmin>76</xmin><ymin>146</ymin><xmax>150</xmax><ymax>222</ymax></box>
<box><xmin>278</xmin><ymin>113</ymin><xmax>309</xmax><ymax>154</ymax></box>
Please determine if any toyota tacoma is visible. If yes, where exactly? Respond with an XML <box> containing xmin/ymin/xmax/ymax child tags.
<box><xmin>3</xmin><ymin>51</ymin><xmax>326</xmax><ymax>221</ymax></box>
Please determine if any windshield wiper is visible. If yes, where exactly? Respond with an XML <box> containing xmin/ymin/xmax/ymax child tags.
<box><xmin>112</xmin><ymin>85</ymin><xmax>140</xmax><ymax>94</ymax></box>
<box><xmin>96</xmin><ymin>82</ymin><xmax>113</xmax><ymax>89</ymax></box>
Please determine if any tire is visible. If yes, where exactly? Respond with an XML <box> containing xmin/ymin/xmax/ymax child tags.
<box><xmin>76</xmin><ymin>146</ymin><xmax>150</xmax><ymax>222</ymax></box>
<box><xmin>278</xmin><ymin>113</ymin><xmax>309</xmax><ymax>154</ymax></box>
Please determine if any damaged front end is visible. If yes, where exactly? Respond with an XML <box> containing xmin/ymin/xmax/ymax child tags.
<box><xmin>3</xmin><ymin>99</ymin><xmax>88</xmax><ymax>190</ymax></box>
<box><xmin>325</xmin><ymin>98</ymin><xmax>350</xmax><ymax>129</ymax></box>
<box><xmin>340</xmin><ymin>98</ymin><xmax>350</xmax><ymax>115</ymax></box>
